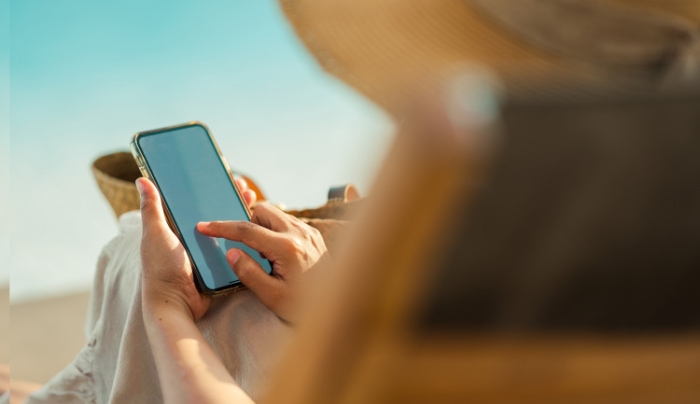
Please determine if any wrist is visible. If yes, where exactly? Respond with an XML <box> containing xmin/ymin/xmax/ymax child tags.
<box><xmin>142</xmin><ymin>280</ymin><xmax>195</xmax><ymax>322</ymax></box>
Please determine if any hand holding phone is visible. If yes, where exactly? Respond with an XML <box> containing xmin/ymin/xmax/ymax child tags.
<box><xmin>137</xmin><ymin>177</ymin><xmax>212</xmax><ymax>320</ymax></box>
<box><xmin>133</xmin><ymin>122</ymin><xmax>330</xmax><ymax>322</ymax></box>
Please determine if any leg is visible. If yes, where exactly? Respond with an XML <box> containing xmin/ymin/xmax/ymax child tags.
<box><xmin>26</xmin><ymin>212</ymin><xmax>292</xmax><ymax>403</ymax></box>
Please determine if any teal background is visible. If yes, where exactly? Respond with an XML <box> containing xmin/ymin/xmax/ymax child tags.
<box><xmin>5</xmin><ymin>0</ymin><xmax>393</xmax><ymax>301</ymax></box>
<box><xmin>1</xmin><ymin>1</ymin><xmax>8</xmax><ymax>294</ymax></box>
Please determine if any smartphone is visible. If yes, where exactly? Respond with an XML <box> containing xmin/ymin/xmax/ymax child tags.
<box><xmin>130</xmin><ymin>121</ymin><xmax>272</xmax><ymax>295</ymax></box>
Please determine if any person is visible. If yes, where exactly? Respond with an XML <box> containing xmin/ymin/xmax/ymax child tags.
<box><xmin>14</xmin><ymin>0</ymin><xmax>700</xmax><ymax>403</ymax></box>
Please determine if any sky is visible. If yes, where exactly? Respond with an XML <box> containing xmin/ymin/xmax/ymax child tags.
<box><xmin>5</xmin><ymin>0</ymin><xmax>394</xmax><ymax>301</ymax></box>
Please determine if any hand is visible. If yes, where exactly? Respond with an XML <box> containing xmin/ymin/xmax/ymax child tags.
<box><xmin>197</xmin><ymin>203</ymin><xmax>330</xmax><ymax>323</ymax></box>
<box><xmin>137</xmin><ymin>177</ymin><xmax>211</xmax><ymax>321</ymax></box>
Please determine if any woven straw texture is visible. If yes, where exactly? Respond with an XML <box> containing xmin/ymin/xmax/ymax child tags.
<box><xmin>281</xmin><ymin>0</ymin><xmax>700</xmax><ymax>115</ymax></box>
<box><xmin>92</xmin><ymin>152</ymin><xmax>142</xmax><ymax>219</ymax></box>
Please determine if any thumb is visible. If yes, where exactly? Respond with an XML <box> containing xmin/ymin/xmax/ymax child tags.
<box><xmin>226</xmin><ymin>249</ymin><xmax>280</xmax><ymax>306</ymax></box>
<box><xmin>136</xmin><ymin>177</ymin><xmax>170</xmax><ymax>237</ymax></box>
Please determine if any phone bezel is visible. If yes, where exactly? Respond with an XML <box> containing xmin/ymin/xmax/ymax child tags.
<box><xmin>130</xmin><ymin>121</ymin><xmax>261</xmax><ymax>296</ymax></box>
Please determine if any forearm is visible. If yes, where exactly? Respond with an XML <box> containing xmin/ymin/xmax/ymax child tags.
<box><xmin>143</xmin><ymin>297</ymin><xmax>254</xmax><ymax>404</ymax></box>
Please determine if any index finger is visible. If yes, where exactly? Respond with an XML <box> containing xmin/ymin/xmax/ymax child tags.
<box><xmin>196</xmin><ymin>220</ymin><xmax>284</xmax><ymax>259</ymax></box>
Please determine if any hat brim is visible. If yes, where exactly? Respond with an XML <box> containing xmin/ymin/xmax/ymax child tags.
<box><xmin>281</xmin><ymin>0</ymin><xmax>574</xmax><ymax>115</ymax></box>
<box><xmin>281</xmin><ymin>0</ymin><xmax>700</xmax><ymax>115</ymax></box>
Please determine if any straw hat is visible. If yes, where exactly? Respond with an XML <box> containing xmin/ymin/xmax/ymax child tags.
<box><xmin>281</xmin><ymin>0</ymin><xmax>700</xmax><ymax>115</ymax></box>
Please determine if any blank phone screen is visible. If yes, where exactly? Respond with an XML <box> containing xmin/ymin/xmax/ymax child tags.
<box><xmin>137</xmin><ymin>124</ymin><xmax>272</xmax><ymax>292</ymax></box>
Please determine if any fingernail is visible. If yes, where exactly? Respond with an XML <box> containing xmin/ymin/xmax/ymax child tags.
<box><xmin>227</xmin><ymin>249</ymin><xmax>241</xmax><ymax>265</ymax></box>
<box><xmin>135</xmin><ymin>179</ymin><xmax>145</xmax><ymax>200</ymax></box>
